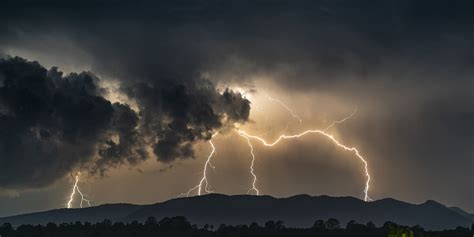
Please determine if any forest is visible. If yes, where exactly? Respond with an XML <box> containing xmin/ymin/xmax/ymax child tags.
<box><xmin>0</xmin><ymin>216</ymin><xmax>472</xmax><ymax>237</ymax></box>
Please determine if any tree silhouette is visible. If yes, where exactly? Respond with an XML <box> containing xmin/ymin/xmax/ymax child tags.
<box><xmin>325</xmin><ymin>218</ymin><xmax>340</xmax><ymax>230</ymax></box>
<box><xmin>0</xmin><ymin>217</ymin><xmax>471</xmax><ymax>237</ymax></box>
<box><xmin>312</xmin><ymin>219</ymin><xmax>325</xmax><ymax>230</ymax></box>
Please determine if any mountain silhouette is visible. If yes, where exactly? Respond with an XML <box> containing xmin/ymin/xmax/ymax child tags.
<box><xmin>0</xmin><ymin>194</ymin><xmax>471</xmax><ymax>230</ymax></box>
<box><xmin>450</xmin><ymin>206</ymin><xmax>474</xmax><ymax>222</ymax></box>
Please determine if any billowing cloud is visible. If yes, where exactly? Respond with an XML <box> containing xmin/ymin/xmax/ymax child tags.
<box><xmin>0</xmin><ymin>56</ymin><xmax>250</xmax><ymax>189</ymax></box>
<box><xmin>0</xmin><ymin>57</ymin><xmax>114</xmax><ymax>188</ymax></box>
<box><xmin>124</xmin><ymin>80</ymin><xmax>250</xmax><ymax>163</ymax></box>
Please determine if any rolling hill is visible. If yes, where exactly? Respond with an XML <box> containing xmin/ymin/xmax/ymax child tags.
<box><xmin>0</xmin><ymin>194</ymin><xmax>471</xmax><ymax>230</ymax></box>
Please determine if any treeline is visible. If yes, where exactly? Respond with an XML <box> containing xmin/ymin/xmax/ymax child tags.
<box><xmin>0</xmin><ymin>216</ymin><xmax>472</xmax><ymax>237</ymax></box>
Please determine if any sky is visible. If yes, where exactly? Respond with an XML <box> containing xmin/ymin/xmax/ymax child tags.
<box><xmin>0</xmin><ymin>0</ymin><xmax>473</xmax><ymax>216</ymax></box>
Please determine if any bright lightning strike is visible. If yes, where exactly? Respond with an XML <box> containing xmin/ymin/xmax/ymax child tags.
<box><xmin>66</xmin><ymin>173</ymin><xmax>92</xmax><ymax>208</ymax></box>
<box><xmin>266</xmin><ymin>94</ymin><xmax>303</xmax><ymax>125</ymax></box>
<box><xmin>179</xmin><ymin>134</ymin><xmax>217</xmax><ymax>197</ymax></box>
<box><xmin>324</xmin><ymin>108</ymin><xmax>357</xmax><ymax>131</ymax></box>
<box><xmin>240</xmin><ymin>107</ymin><xmax>358</xmax><ymax>198</ymax></box>
<box><xmin>241</xmin><ymin>135</ymin><xmax>259</xmax><ymax>195</ymax></box>
<box><xmin>238</xmin><ymin>129</ymin><xmax>372</xmax><ymax>202</ymax></box>
<box><xmin>179</xmin><ymin>90</ymin><xmax>370</xmax><ymax>201</ymax></box>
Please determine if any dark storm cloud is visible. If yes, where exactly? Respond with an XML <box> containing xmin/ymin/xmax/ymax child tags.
<box><xmin>124</xmin><ymin>80</ymin><xmax>250</xmax><ymax>162</ymax></box>
<box><xmin>96</xmin><ymin>103</ymin><xmax>146</xmax><ymax>172</ymax></box>
<box><xmin>0</xmin><ymin>57</ymin><xmax>250</xmax><ymax>188</ymax></box>
<box><xmin>0</xmin><ymin>57</ymin><xmax>113</xmax><ymax>188</ymax></box>
<box><xmin>1</xmin><ymin>0</ymin><xmax>472</xmax><ymax>89</ymax></box>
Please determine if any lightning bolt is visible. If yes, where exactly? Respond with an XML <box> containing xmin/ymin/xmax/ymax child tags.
<box><xmin>238</xmin><ymin>129</ymin><xmax>372</xmax><ymax>202</ymax></box>
<box><xmin>324</xmin><ymin>108</ymin><xmax>357</xmax><ymax>131</ymax></box>
<box><xmin>239</xmin><ymin>108</ymin><xmax>358</xmax><ymax>198</ymax></box>
<box><xmin>266</xmin><ymin>94</ymin><xmax>303</xmax><ymax>125</ymax></box>
<box><xmin>179</xmin><ymin>134</ymin><xmax>217</xmax><ymax>197</ymax></box>
<box><xmin>241</xmin><ymin>135</ymin><xmax>259</xmax><ymax>195</ymax></box>
<box><xmin>66</xmin><ymin>173</ymin><xmax>92</xmax><ymax>208</ymax></box>
<box><xmin>178</xmin><ymin>90</ymin><xmax>371</xmax><ymax>201</ymax></box>
<box><xmin>239</xmin><ymin>94</ymin><xmax>301</xmax><ymax>196</ymax></box>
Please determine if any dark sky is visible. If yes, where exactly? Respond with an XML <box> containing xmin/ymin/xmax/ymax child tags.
<box><xmin>0</xmin><ymin>0</ymin><xmax>473</xmax><ymax>216</ymax></box>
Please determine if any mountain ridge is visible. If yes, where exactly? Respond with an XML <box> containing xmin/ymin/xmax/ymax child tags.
<box><xmin>1</xmin><ymin>194</ymin><xmax>472</xmax><ymax>230</ymax></box>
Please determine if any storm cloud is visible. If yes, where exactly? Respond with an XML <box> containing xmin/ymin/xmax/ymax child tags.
<box><xmin>0</xmin><ymin>57</ymin><xmax>250</xmax><ymax>189</ymax></box>
<box><xmin>0</xmin><ymin>57</ymin><xmax>115</xmax><ymax>188</ymax></box>
<box><xmin>124</xmin><ymin>80</ymin><xmax>250</xmax><ymax>163</ymax></box>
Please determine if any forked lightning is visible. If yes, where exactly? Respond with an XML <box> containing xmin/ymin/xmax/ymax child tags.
<box><xmin>179</xmin><ymin>134</ymin><xmax>217</xmax><ymax>197</ymax></box>
<box><xmin>66</xmin><ymin>173</ymin><xmax>92</xmax><ymax>208</ymax></box>
<box><xmin>237</xmin><ymin>129</ymin><xmax>372</xmax><ymax>202</ymax></box>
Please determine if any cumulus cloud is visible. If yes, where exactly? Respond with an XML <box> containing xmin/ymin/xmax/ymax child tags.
<box><xmin>124</xmin><ymin>80</ymin><xmax>250</xmax><ymax>163</ymax></box>
<box><xmin>0</xmin><ymin>57</ymin><xmax>113</xmax><ymax>188</ymax></box>
<box><xmin>0</xmin><ymin>56</ymin><xmax>250</xmax><ymax>189</ymax></box>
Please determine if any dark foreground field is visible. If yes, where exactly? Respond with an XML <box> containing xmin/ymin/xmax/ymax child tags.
<box><xmin>1</xmin><ymin>216</ymin><xmax>472</xmax><ymax>237</ymax></box>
